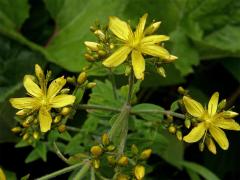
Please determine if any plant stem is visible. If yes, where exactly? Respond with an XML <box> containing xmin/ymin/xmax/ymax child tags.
<box><xmin>131</xmin><ymin>109</ymin><xmax>185</xmax><ymax>119</ymax></box>
<box><xmin>77</xmin><ymin>104</ymin><xmax>120</xmax><ymax>113</ymax></box>
<box><xmin>127</xmin><ymin>69</ymin><xmax>134</xmax><ymax>105</ymax></box>
<box><xmin>77</xmin><ymin>104</ymin><xmax>185</xmax><ymax>119</ymax></box>
<box><xmin>53</xmin><ymin>142</ymin><xmax>69</xmax><ymax>164</ymax></box>
<box><xmin>73</xmin><ymin>162</ymin><xmax>91</xmax><ymax>180</ymax></box>
<box><xmin>109</xmin><ymin>68</ymin><xmax>118</xmax><ymax>100</ymax></box>
<box><xmin>36</xmin><ymin>162</ymin><xmax>84</xmax><ymax>180</ymax></box>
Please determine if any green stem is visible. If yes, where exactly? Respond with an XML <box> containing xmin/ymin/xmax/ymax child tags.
<box><xmin>77</xmin><ymin>104</ymin><xmax>120</xmax><ymax>113</ymax></box>
<box><xmin>127</xmin><ymin>69</ymin><xmax>134</xmax><ymax>105</ymax></box>
<box><xmin>36</xmin><ymin>162</ymin><xmax>84</xmax><ymax>180</ymax></box>
<box><xmin>131</xmin><ymin>109</ymin><xmax>185</xmax><ymax>119</ymax></box>
<box><xmin>109</xmin><ymin>68</ymin><xmax>118</xmax><ymax>100</ymax></box>
<box><xmin>73</xmin><ymin>162</ymin><xmax>91</xmax><ymax>180</ymax></box>
<box><xmin>53</xmin><ymin>142</ymin><xmax>69</xmax><ymax>164</ymax></box>
<box><xmin>77</xmin><ymin>104</ymin><xmax>185</xmax><ymax>119</ymax></box>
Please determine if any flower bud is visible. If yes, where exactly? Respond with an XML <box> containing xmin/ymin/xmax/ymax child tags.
<box><xmin>11</xmin><ymin>127</ymin><xmax>21</xmax><ymax>133</ymax></box>
<box><xmin>60</xmin><ymin>88</ymin><xmax>70</xmax><ymax>94</ymax></box>
<box><xmin>33</xmin><ymin>131</ymin><xmax>40</xmax><ymax>140</ymax></box>
<box><xmin>16</xmin><ymin>109</ymin><xmax>29</xmax><ymax>116</ymax></box>
<box><xmin>184</xmin><ymin>118</ymin><xmax>191</xmax><ymax>129</ymax></box>
<box><xmin>157</xmin><ymin>67</ymin><xmax>166</xmax><ymax>78</ymax></box>
<box><xmin>106</xmin><ymin>145</ymin><xmax>116</xmax><ymax>152</ymax></box>
<box><xmin>84</xmin><ymin>53</ymin><xmax>96</xmax><ymax>62</ymax></box>
<box><xmin>22</xmin><ymin>133</ymin><xmax>29</xmax><ymax>141</ymax></box>
<box><xmin>35</xmin><ymin>64</ymin><xmax>45</xmax><ymax>81</ymax></box>
<box><xmin>107</xmin><ymin>155</ymin><xmax>116</xmax><ymax>165</ymax></box>
<box><xmin>140</xmin><ymin>149</ymin><xmax>152</xmax><ymax>160</ymax></box>
<box><xmin>221</xmin><ymin>111</ymin><xmax>238</xmax><ymax>118</ymax></box>
<box><xmin>60</xmin><ymin>107</ymin><xmax>72</xmax><ymax>116</ymax></box>
<box><xmin>176</xmin><ymin>130</ymin><xmax>183</xmax><ymax>141</ymax></box>
<box><xmin>218</xmin><ymin>99</ymin><xmax>226</xmax><ymax>110</ymax></box>
<box><xmin>66</xmin><ymin>76</ymin><xmax>76</xmax><ymax>84</ymax></box>
<box><xmin>117</xmin><ymin>156</ymin><xmax>128</xmax><ymax>166</ymax></box>
<box><xmin>25</xmin><ymin>115</ymin><xmax>34</xmax><ymax>124</ymax></box>
<box><xmin>125</xmin><ymin>65</ymin><xmax>132</xmax><ymax>76</ymax></box>
<box><xmin>84</xmin><ymin>41</ymin><xmax>100</xmax><ymax>51</ymax></box>
<box><xmin>166</xmin><ymin>115</ymin><xmax>173</xmax><ymax>121</ymax></box>
<box><xmin>98</xmin><ymin>50</ymin><xmax>107</xmax><ymax>57</ymax></box>
<box><xmin>205</xmin><ymin>137</ymin><xmax>216</xmax><ymax>154</ymax></box>
<box><xmin>58</xmin><ymin>124</ymin><xmax>66</xmax><ymax>133</ymax></box>
<box><xmin>167</xmin><ymin>55</ymin><xmax>178</xmax><ymax>62</ymax></box>
<box><xmin>134</xmin><ymin>165</ymin><xmax>145</xmax><ymax>180</ymax></box>
<box><xmin>54</xmin><ymin>115</ymin><xmax>62</xmax><ymax>124</ymax></box>
<box><xmin>168</xmin><ymin>125</ymin><xmax>176</xmax><ymax>134</ymax></box>
<box><xmin>131</xmin><ymin>144</ymin><xmax>139</xmax><ymax>155</ymax></box>
<box><xmin>90</xmin><ymin>145</ymin><xmax>103</xmax><ymax>157</ymax></box>
<box><xmin>87</xmin><ymin>82</ymin><xmax>97</xmax><ymax>89</ymax></box>
<box><xmin>94</xmin><ymin>30</ymin><xmax>105</xmax><ymax>40</ymax></box>
<box><xmin>199</xmin><ymin>142</ymin><xmax>204</xmax><ymax>152</ymax></box>
<box><xmin>144</xmin><ymin>21</ymin><xmax>161</xmax><ymax>35</ymax></box>
<box><xmin>101</xmin><ymin>133</ymin><xmax>110</xmax><ymax>146</ymax></box>
<box><xmin>92</xmin><ymin>159</ymin><xmax>100</xmax><ymax>169</ymax></box>
<box><xmin>178</xmin><ymin>86</ymin><xmax>187</xmax><ymax>95</ymax></box>
<box><xmin>109</xmin><ymin>43</ymin><xmax>115</xmax><ymax>49</ymax></box>
<box><xmin>77</xmin><ymin>72</ymin><xmax>87</xmax><ymax>85</ymax></box>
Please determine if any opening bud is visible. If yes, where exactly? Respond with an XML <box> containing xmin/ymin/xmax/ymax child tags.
<box><xmin>77</xmin><ymin>72</ymin><xmax>87</xmax><ymax>85</ymax></box>
<box><xmin>218</xmin><ymin>99</ymin><xmax>226</xmax><ymax>110</ymax></box>
<box><xmin>94</xmin><ymin>30</ymin><xmax>105</xmax><ymax>40</ymax></box>
<box><xmin>84</xmin><ymin>53</ymin><xmax>96</xmax><ymax>62</ymax></box>
<box><xmin>90</xmin><ymin>145</ymin><xmax>103</xmax><ymax>157</ymax></box>
<box><xmin>84</xmin><ymin>41</ymin><xmax>100</xmax><ymax>51</ymax></box>
<box><xmin>134</xmin><ymin>165</ymin><xmax>145</xmax><ymax>180</ymax></box>
<box><xmin>221</xmin><ymin>111</ymin><xmax>239</xmax><ymax>118</ymax></box>
<box><xmin>140</xmin><ymin>149</ymin><xmax>152</xmax><ymax>160</ymax></box>
<box><xmin>144</xmin><ymin>21</ymin><xmax>161</xmax><ymax>35</ymax></box>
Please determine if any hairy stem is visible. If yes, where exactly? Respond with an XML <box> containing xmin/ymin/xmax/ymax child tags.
<box><xmin>53</xmin><ymin>142</ymin><xmax>69</xmax><ymax>164</ymax></box>
<box><xmin>127</xmin><ymin>69</ymin><xmax>134</xmax><ymax>105</ymax></box>
<box><xmin>109</xmin><ymin>68</ymin><xmax>118</xmax><ymax>100</ymax></box>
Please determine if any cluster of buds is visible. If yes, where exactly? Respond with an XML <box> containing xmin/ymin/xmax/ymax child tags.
<box><xmin>84</xmin><ymin>22</ymin><xmax>114</xmax><ymax>62</ymax></box>
<box><xmin>88</xmin><ymin>134</ymin><xmax>151</xmax><ymax>179</ymax></box>
<box><xmin>67</xmin><ymin>71</ymin><xmax>96</xmax><ymax>89</ymax></box>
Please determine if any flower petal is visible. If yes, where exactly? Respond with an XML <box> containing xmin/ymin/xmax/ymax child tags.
<box><xmin>208</xmin><ymin>92</ymin><xmax>219</xmax><ymax>117</ymax></box>
<box><xmin>109</xmin><ymin>16</ymin><xmax>133</xmax><ymax>41</ymax></box>
<box><xmin>183</xmin><ymin>122</ymin><xmax>206</xmax><ymax>143</ymax></box>
<box><xmin>102</xmin><ymin>46</ymin><xmax>131</xmax><ymax>67</ymax></box>
<box><xmin>206</xmin><ymin>137</ymin><xmax>217</xmax><ymax>154</ymax></box>
<box><xmin>140</xmin><ymin>44</ymin><xmax>170</xmax><ymax>59</ymax></box>
<box><xmin>23</xmin><ymin>75</ymin><xmax>43</xmax><ymax>97</ymax></box>
<box><xmin>134</xmin><ymin>13</ymin><xmax>148</xmax><ymax>40</ymax></box>
<box><xmin>9</xmin><ymin>97</ymin><xmax>40</xmax><ymax>110</ymax></box>
<box><xmin>131</xmin><ymin>50</ymin><xmax>145</xmax><ymax>80</ymax></box>
<box><xmin>47</xmin><ymin>76</ymin><xmax>66</xmax><ymax>99</ymax></box>
<box><xmin>39</xmin><ymin>107</ymin><xmax>52</xmax><ymax>132</ymax></box>
<box><xmin>141</xmin><ymin>35</ymin><xmax>169</xmax><ymax>45</ymax></box>
<box><xmin>50</xmin><ymin>95</ymin><xmax>76</xmax><ymax>108</ymax></box>
<box><xmin>209</xmin><ymin>126</ymin><xmax>229</xmax><ymax>150</ymax></box>
<box><xmin>183</xmin><ymin>96</ymin><xmax>204</xmax><ymax>118</ymax></box>
<box><xmin>214</xmin><ymin>118</ymin><xmax>240</xmax><ymax>131</ymax></box>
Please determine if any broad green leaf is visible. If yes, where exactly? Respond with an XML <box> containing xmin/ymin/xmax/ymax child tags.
<box><xmin>35</xmin><ymin>142</ymin><xmax>47</xmax><ymax>162</ymax></box>
<box><xmin>25</xmin><ymin>149</ymin><xmax>40</xmax><ymax>163</ymax></box>
<box><xmin>180</xmin><ymin>161</ymin><xmax>220</xmax><ymax>180</ymax></box>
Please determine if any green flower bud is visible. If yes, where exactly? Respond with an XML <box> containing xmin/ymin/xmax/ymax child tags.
<box><xmin>176</xmin><ymin>130</ymin><xmax>183</xmax><ymax>141</ymax></box>
<box><xmin>157</xmin><ymin>67</ymin><xmax>166</xmax><ymax>78</ymax></box>
<box><xmin>107</xmin><ymin>155</ymin><xmax>116</xmax><ymax>166</ymax></box>
<box><xmin>101</xmin><ymin>133</ymin><xmax>110</xmax><ymax>146</ymax></box>
<box><xmin>131</xmin><ymin>144</ymin><xmax>139</xmax><ymax>155</ymax></box>
<box><xmin>184</xmin><ymin>118</ymin><xmax>191</xmax><ymax>129</ymax></box>
<box><xmin>77</xmin><ymin>72</ymin><xmax>87</xmax><ymax>85</ymax></box>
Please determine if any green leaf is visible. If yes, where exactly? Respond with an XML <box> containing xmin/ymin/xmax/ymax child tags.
<box><xmin>25</xmin><ymin>149</ymin><xmax>40</xmax><ymax>163</ymax></box>
<box><xmin>3</xmin><ymin>169</ymin><xmax>17</xmax><ymax>180</ymax></box>
<box><xmin>35</xmin><ymin>142</ymin><xmax>47</xmax><ymax>162</ymax></box>
<box><xmin>180</xmin><ymin>161</ymin><xmax>220</xmax><ymax>180</ymax></box>
<box><xmin>131</xmin><ymin>103</ymin><xmax>164</xmax><ymax>121</ymax></box>
<box><xmin>171</xmin><ymin>29</ymin><xmax>199</xmax><ymax>75</ymax></box>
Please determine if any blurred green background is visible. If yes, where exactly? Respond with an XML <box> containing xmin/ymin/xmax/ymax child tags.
<box><xmin>0</xmin><ymin>0</ymin><xmax>240</xmax><ymax>179</ymax></box>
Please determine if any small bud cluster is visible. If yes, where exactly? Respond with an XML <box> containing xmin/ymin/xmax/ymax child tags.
<box><xmin>67</xmin><ymin>71</ymin><xmax>96</xmax><ymax>89</ymax></box>
<box><xmin>87</xmin><ymin>134</ymin><xmax>151</xmax><ymax>179</ymax></box>
<box><xmin>84</xmin><ymin>22</ymin><xmax>114</xmax><ymax>62</ymax></box>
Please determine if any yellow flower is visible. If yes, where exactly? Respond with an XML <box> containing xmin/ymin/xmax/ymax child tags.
<box><xmin>103</xmin><ymin>13</ymin><xmax>177</xmax><ymax>80</ymax></box>
<box><xmin>183</xmin><ymin>92</ymin><xmax>240</xmax><ymax>152</ymax></box>
<box><xmin>10</xmin><ymin>64</ymin><xmax>76</xmax><ymax>132</ymax></box>
<box><xmin>0</xmin><ymin>168</ymin><xmax>6</xmax><ymax>180</ymax></box>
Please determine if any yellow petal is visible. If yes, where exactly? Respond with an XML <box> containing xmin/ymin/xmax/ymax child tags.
<box><xmin>50</xmin><ymin>95</ymin><xmax>76</xmax><ymax>108</ymax></box>
<box><xmin>47</xmin><ymin>76</ymin><xmax>66</xmax><ymax>99</ymax></box>
<box><xmin>206</xmin><ymin>137</ymin><xmax>217</xmax><ymax>154</ymax></box>
<box><xmin>209</xmin><ymin>126</ymin><xmax>229</xmax><ymax>150</ymax></box>
<box><xmin>140</xmin><ymin>44</ymin><xmax>170</xmax><ymax>59</ymax></box>
<box><xmin>23</xmin><ymin>75</ymin><xmax>43</xmax><ymax>97</ymax></box>
<box><xmin>0</xmin><ymin>168</ymin><xmax>6</xmax><ymax>180</ymax></box>
<box><xmin>102</xmin><ymin>46</ymin><xmax>131</xmax><ymax>67</ymax></box>
<box><xmin>144</xmin><ymin>21</ymin><xmax>161</xmax><ymax>35</ymax></box>
<box><xmin>183</xmin><ymin>122</ymin><xmax>206</xmax><ymax>143</ymax></box>
<box><xmin>214</xmin><ymin>118</ymin><xmax>240</xmax><ymax>131</ymax></box>
<box><xmin>109</xmin><ymin>16</ymin><xmax>133</xmax><ymax>41</ymax></box>
<box><xmin>39</xmin><ymin>107</ymin><xmax>52</xmax><ymax>132</ymax></box>
<box><xmin>141</xmin><ymin>35</ymin><xmax>169</xmax><ymax>44</ymax></box>
<box><xmin>131</xmin><ymin>50</ymin><xmax>145</xmax><ymax>80</ymax></box>
<box><xmin>183</xmin><ymin>96</ymin><xmax>204</xmax><ymax>118</ymax></box>
<box><xmin>208</xmin><ymin>92</ymin><xmax>219</xmax><ymax>117</ymax></box>
<box><xmin>9</xmin><ymin>97</ymin><xmax>40</xmax><ymax>110</ymax></box>
<box><xmin>135</xmin><ymin>13</ymin><xmax>148</xmax><ymax>40</ymax></box>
